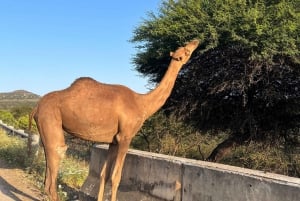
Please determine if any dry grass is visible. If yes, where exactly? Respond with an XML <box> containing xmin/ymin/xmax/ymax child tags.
<box><xmin>221</xmin><ymin>141</ymin><xmax>300</xmax><ymax>177</ymax></box>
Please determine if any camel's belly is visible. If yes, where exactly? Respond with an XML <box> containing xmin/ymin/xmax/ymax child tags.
<box><xmin>59</xmin><ymin>93</ymin><xmax>121</xmax><ymax>142</ymax></box>
<box><xmin>62</xmin><ymin>113</ymin><xmax>119</xmax><ymax>143</ymax></box>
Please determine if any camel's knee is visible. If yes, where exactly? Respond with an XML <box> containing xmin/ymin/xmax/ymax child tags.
<box><xmin>56</xmin><ymin>145</ymin><xmax>68</xmax><ymax>159</ymax></box>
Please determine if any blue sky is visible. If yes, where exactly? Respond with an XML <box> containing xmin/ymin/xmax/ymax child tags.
<box><xmin>0</xmin><ymin>1</ymin><xmax>161</xmax><ymax>95</ymax></box>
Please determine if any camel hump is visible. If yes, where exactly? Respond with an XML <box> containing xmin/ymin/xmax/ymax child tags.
<box><xmin>71</xmin><ymin>77</ymin><xmax>98</xmax><ymax>86</ymax></box>
<box><xmin>69</xmin><ymin>77</ymin><xmax>133</xmax><ymax>94</ymax></box>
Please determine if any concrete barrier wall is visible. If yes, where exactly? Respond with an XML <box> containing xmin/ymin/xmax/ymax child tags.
<box><xmin>81</xmin><ymin>144</ymin><xmax>300</xmax><ymax>201</ymax></box>
<box><xmin>0</xmin><ymin>119</ymin><xmax>28</xmax><ymax>138</ymax></box>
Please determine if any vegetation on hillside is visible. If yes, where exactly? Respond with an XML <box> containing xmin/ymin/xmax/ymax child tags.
<box><xmin>0</xmin><ymin>90</ymin><xmax>40</xmax><ymax>132</ymax></box>
<box><xmin>0</xmin><ymin>90</ymin><xmax>40</xmax><ymax>100</ymax></box>
<box><xmin>0</xmin><ymin>90</ymin><xmax>40</xmax><ymax>109</ymax></box>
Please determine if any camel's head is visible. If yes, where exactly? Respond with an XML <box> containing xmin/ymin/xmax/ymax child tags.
<box><xmin>170</xmin><ymin>39</ymin><xmax>199</xmax><ymax>64</ymax></box>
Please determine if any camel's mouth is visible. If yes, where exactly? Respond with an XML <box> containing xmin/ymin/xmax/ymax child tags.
<box><xmin>185</xmin><ymin>39</ymin><xmax>200</xmax><ymax>51</ymax></box>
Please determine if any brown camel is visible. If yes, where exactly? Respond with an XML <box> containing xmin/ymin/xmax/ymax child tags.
<box><xmin>31</xmin><ymin>39</ymin><xmax>199</xmax><ymax>201</ymax></box>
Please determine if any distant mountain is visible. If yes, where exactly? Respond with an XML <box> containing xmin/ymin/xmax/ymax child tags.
<box><xmin>0</xmin><ymin>90</ymin><xmax>40</xmax><ymax>100</ymax></box>
<box><xmin>0</xmin><ymin>90</ymin><xmax>40</xmax><ymax>109</ymax></box>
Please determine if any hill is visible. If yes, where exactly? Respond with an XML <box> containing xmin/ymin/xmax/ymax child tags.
<box><xmin>0</xmin><ymin>90</ymin><xmax>40</xmax><ymax>109</ymax></box>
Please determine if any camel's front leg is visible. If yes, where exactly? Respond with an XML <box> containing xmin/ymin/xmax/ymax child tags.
<box><xmin>97</xmin><ymin>143</ymin><xmax>118</xmax><ymax>201</ymax></box>
<box><xmin>109</xmin><ymin>138</ymin><xmax>131</xmax><ymax>201</ymax></box>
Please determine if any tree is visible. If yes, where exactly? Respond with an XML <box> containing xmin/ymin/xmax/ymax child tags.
<box><xmin>131</xmin><ymin>0</ymin><xmax>300</xmax><ymax>161</ymax></box>
<box><xmin>0</xmin><ymin>110</ymin><xmax>17</xmax><ymax>126</ymax></box>
<box><xmin>132</xmin><ymin>111</ymin><xmax>196</xmax><ymax>156</ymax></box>
<box><xmin>17</xmin><ymin>115</ymin><xmax>30</xmax><ymax>130</ymax></box>
<box><xmin>11</xmin><ymin>106</ymin><xmax>33</xmax><ymax>120</ymax></box>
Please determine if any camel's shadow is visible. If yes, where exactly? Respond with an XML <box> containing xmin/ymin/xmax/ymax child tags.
<box><xmin>0</xmin><ymin>176</ymin><xmax>40</xmax><ymax>201</ymax></box>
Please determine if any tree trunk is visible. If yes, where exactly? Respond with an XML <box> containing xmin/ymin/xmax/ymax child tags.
<box><xmin>207</xmin><ymin>133</ymin><xmax>248</xmax><ymax>162</ymax></box>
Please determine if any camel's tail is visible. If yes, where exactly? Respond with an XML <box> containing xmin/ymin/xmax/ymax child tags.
<box><xmin>28</xmin><ymin>106</ymin><xmax>40</xmax><ymax>157</ymax></box>
<box><xmin>28</xmin><ymin>106</ymin><xmax>37</xmax><ymax>133</ymax></box>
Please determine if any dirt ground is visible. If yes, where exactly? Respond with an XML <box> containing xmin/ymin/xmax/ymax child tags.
<box><xmin>0</xmin><ymin>158</ymin><xmax>46</xmax><ymax>201</ymax></box>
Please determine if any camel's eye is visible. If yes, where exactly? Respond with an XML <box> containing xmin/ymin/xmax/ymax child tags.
<box><xmin>185</xmin><ymin>49</ymin><xmax>191</xmax><ymax>56</ymax></box>
<box><xmin>173</xmin><ymin>56</ymin><xmax>182</xmax><ymax>61</ymax></box>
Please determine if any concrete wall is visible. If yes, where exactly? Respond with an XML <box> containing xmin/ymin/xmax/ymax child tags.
<box><xmin>0</xmin><ymin>119</ymin><xmax>28</xmax><ymax>138</ymax></box>
<box><xmin>80</xmin><ymin>145</ymin><xmax>300</xmax><ymax>201</ymax></box>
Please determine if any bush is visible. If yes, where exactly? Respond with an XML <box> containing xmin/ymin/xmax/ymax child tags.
<box><xmin>133</xmin><ymin>112</ymin><xmax>299</xmax><ymax>178</ymax></box>
<box><xmin>0</xmin><ymin>130</ymin><xmax>27</xmax><ymax>166</ymax></box>
<box><xmin>132</xmin><ymin>112</ymin><xmax>229</xmax><ymax>159</ymax></box>
<box><xmin>0</xmin><ymin>110</ymin><xmax>17</xmax><ymax>126</ymax></box>
<box><xmin>58</xmin><ymin>157</ymin><xmax>88</xmax><ymax>189</ymax></box>
<box><xmin>221</xmin><ymin>141</ymin><xmax>300</xmax><ymax>177</ymax></box>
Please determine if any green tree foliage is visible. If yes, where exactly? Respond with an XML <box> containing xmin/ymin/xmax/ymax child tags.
<box><xmin>0</xmin><ymin>110</ymin><xmax>17</xmax><ymax>126</ymax></box>
<box><xmin>17</xmin><ymin>115</ymin><xmax>29</xmax><ymax>130</ymax></box>
<box><xmin>132</xmin><ymin>0</ymin><xmax>300</xmax><ymax>160</ymax></box>
<box><xmin>0</xmin><ymin>107</ymin><xmax>37</xmax><ymax>132</ymax></box>
<box><xmin>11</xmin><ymin>106</ymin><xmax>32</xmax><ymax>119</ymax></box>
<box><xmin>11</xmin><ymin>106</ymin><xmax>37</xmax><ymax>131</ymax></box>
<box><xmin>132</xmin><ymin>0</ymin><xmax>299</xmax><ymax>81</ymax></box>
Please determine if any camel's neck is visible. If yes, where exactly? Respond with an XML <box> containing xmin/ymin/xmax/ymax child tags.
<box><xmin>141</xmin><ymin>60</ymin><xmax>183</xmax><ymax>118</ymax></box>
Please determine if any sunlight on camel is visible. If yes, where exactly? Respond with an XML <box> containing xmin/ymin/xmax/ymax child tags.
<box><xmin>30</xmin><ymin>39</ymin><xmax>199</xmax><ymax>201</ymax></box>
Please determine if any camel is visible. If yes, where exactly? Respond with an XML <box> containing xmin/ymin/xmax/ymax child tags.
<box><xmin>30</xmin><ymin>39</ymin><xmax>199</xmax><ymax>201</ymax></box>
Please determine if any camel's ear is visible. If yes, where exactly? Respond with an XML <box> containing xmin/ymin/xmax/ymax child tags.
<box><xmin>170</xmin><ymin>51</ymin><xmax>174</xmax><ymax>57</ymax></box>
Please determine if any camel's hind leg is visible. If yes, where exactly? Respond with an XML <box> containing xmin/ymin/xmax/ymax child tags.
<box><xmin>110</xmin><ymin>137</ymin><xmax>131</xmax><ymax>201</ymax></box>
<box><xmin>44</xmin><ymin>144</ymin><xmax>67</xmax><ymax>201</ymax></box>
<box><xmin>37</xmin><ymin>121</ymin><xmax>67</xmax><ymax>201</ymax></box>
